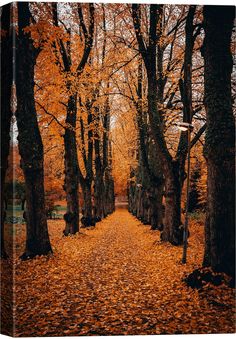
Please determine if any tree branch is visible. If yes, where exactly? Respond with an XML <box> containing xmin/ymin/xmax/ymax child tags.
<box><xmin>190</xmin><ymin>123</ymin><xmax>206</xmax><ymax>148</ymax></box>
<box><xmin>36</xmin><ymin>101</ymin><xmax>65</xmax><ymax>130</ymax></box>
<box><xmin>131</xmin><ymin>4</ymin><xmax>147</xmax><ymax>60</ymax></box>
<box><xmin>76</xmin><ymin>3</ymin><xmax>95</xmax><ymax>75</ymax></box>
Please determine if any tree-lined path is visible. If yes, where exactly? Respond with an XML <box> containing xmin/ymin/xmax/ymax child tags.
<box><xmin>8</xmin><ymin>207</ymin><xmax>234</xmax><ymax>336</ymax></box>
<box><xmin>1</xmin><ymin>3</ymin><xmax>235</xmax><ymax>336</ymax></box>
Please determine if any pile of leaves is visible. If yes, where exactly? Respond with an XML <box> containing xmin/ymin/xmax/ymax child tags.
<box><xmin>1</xmin><ymin>209</ymin><xmax>235</xmax><ymax>336</ymax></box>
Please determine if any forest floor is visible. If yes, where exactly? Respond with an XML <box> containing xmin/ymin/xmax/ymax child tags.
<box><xmin>1</xmin><ymin>208</ymin><xmax>235</xmax><ymax>336</ymax></box>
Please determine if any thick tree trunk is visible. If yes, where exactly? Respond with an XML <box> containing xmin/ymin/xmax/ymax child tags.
<box><xmin>94</xmin><ymin>174</ymin><xmax>105</xmax><ymax>220</ymax></box>
<box><xmin>202</xmin><ymin>6</ymin><xmax>235</xmax><ymax>277</ymax></box>
<box><xmin>150</xmin><ymin>186</ymin><xmax>163</xmax><ymax>230</ymax></box>
<box><xmin>1</xmin><ymin>4</ymin><xmax>13</xmax><ymax>258</ymax></box>
<box><xmin>21</xmin><ymin>198</ymin><xmax>26</xmax><ymax>211</ymax></box>
<box><xmin>78</xmin><ymin>107</ymin><xmax>94</xmax><ymax>227</ymax></box>
<box><xmin>106</xmin><ymin>147</ymin><xmax>115</xmax><ymax>216</ymax></box>
<box><xmin>161</xmin><ymin>163</ymin><xmax>183</xmax><ymax>245</ymax></box>
<box><xmin>135</xmin><ymin>56</ymin><xmax>164</xmax><ymax>230</ymax></box>
<box><xmin>94</xmin><ymin>135</ymin><xmax>105</xmax><ymax>220</ymax></box>
<box><xmin>148</xmin><ymin>141</ymin><xmax>164</xmax><ymax>231</ymax></box>
<box><xmin>104</xmin><ymin>169</ymin><xmax>115</xmax><ymax>215</ymax></box>
<box><xmin>142</xmin><ymin>191</ymin><xmax>150</xmax><ymax>225</ymax></box>
<box><xmin>63</xmin><ymin>95</ymin><xmax>79</xmax><ymax>235</ymax></box>
<box><xmin>128</xmin><ymin>173</ymin><xmax>136</xmax><ymax>215</ymax></box>
<box><xmin>80</xmin><ymin>180</ymin><xmax>93</xmax><ymax>226</ymax></box>
<box><xmin>136</xmin><ymin>186</ymin><xmax>142</xmax><ymax>219</ymax></box>
<box><xmin>15</xmin><ymin>3</ymin><xmax>52</xmax><ymax>258</ymax></box>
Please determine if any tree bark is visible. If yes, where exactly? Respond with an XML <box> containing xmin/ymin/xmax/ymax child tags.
<box><xmin>94</xmin><ymin>131</ymin><xmax>105</xmax><ymax>220</ymax></box>
<box><xmin>21</xmin><ymin>198</ymin><xmax>26</xmax><ymax>211</ymax></box>
<box><xmin>104</xmin><ymin>140</ymin><xmax>115</xmax><ymax>215</ymax></box>
<box><xmin>79</xmin><ymin>108</ymin><xmax>94</xmax><ymax>227</ymax></box>
<box><xmin>104</xmin><ymin>167</ymin><xmax>115</xmax><ymax>215</ymax></box>
<box><xmin>1</xmin><ymin>4</ymin><xmax>13</xmax><ymax>258</ymax></box>
<box><xmin>63</xmin><ymin>94</ymin><xmax>80</xmax><ymax>235</ymax></box>
<box><xmin>80</xmin><ymin>180</ymin><xmax>93</xmax><ymax>226</ymax></box>
<box><xmin>15</xmin><ymin>2</ymin><xmax>52</xmax><ymax>258</ymax></box>
<box><xmin>161</xmin><ymin>161</ymin><xmax>182</xmax><ymax>244</ymax></box>
<box><xmin>202</xmin><ymin>6</ymin><xmax>235</xmax><ymax>277</ymax></box>
<box><xmin>94</xmin><ymin>172</ymin><xmax>105</xmax><ymax>220</ymax></box>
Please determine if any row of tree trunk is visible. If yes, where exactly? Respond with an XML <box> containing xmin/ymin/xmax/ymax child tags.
<box><xmin>52</xmin><ymin>3</ymin><xmax>115</xmax><ymax>233</ymax></box>
<box><xmin>78</xmin><ymin>93</ymin><xmax>115</xmax><ymax>228</ymax></box>
<box><xmin>129</xmin><ymin>5</ymin><xmax>235</xmax><ymax>278</ymax></box>
<box><xmin>130</xmin><ymin>5</ymin><xmax>198</xmax><ymax>245</ymax></box>
<box><xmin>1</xmin><ymin>2</ymin><xmax>52</xmax><ymax>259</ymax></box>
<box><xmin>1</xmin><ymin>2</ymin><xmax>115</xmax><ymax>259</ymax></box>
<box><xmin>128</xmin><ymin>58</ymin><xmax>164</xmax><ymax>231</ymax></box>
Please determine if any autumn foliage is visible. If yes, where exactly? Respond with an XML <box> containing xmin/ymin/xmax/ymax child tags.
<box><xmin>0</xmin><ymin>2</ymin><xmax>235</xmax><ymax>337</ymax></box>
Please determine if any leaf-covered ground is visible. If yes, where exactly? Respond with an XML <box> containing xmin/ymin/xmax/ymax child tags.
<box><xmin>2</xmin><ymin>208</ymin><xmax>235</xmax><ymax>336</ymax></box>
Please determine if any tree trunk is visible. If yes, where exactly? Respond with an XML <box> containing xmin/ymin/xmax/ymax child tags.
<box><xmin>78</xmin><ymin>106</ymin><xmax>94</xmax><ymax>227</ymax></box>
<box><xmin>1</xmin><ymin>4</ymin><xmax>13</xmax><ymax>258</ymax></box>
<box><xmin>81</xmin><ymin>180</ymin><xmax>93</xmax><ymax>226</ymax></box>
<box><xmin>136</xmin><ymin>187</ymin><xmax>144</xmax><ymax>220</ymax></box>
<box><xmin>94</xmin><ymin>134</ymin><xmax>105</xmax><ymax>220</ymax></box>
<box><xmin>63</xmin><ymin>94</ymin><xmax>79</xmax><ymax>235</ymax></box>
<box><xmin>142</xmin><ymin>190</ymin><xmax>150</xmax><ymax>225</ymax></box>
<box><xmin>21</xmin><ymin>198</ymin><xmax>26</xmax><ymax>211</ymax></box>
<box><xmin>161</xmin><ymin>162</ymin><xmax>183</xmax><ymax>245</ymax></box>
<box><xmin>15</xmin><ymin>2</ymin><xmax>52</xmax><ymax>259</ymax></box>
<box><xmin>128</xmin><ymin>173</ymin><xmax>136</xmax><ymax>215</ymax></box>
<box><xmin>94</xmin><ymin>174</ymin><xmax>105</xmax><ymax>220</ymax></box>
<box><xmin>150</xmin><ymin>186</ymin><xmax>163</xmax><ymax>230</ymax></box>
<box><xmin>202</xmin><ymin>6</ymin><xmax>235</xmax><ymax>277</ymax></box>
<box><xmin>104</xmin><ymin>168</ymin><xmax>115</xmax><ymax>215</ymax></box>
<box><xmin>148</xmin><ymin>140</ymin><xmax>164</xmax><ymax>231</ymax></box>
<box><xmin>136</xmin><ymin>55</ymin><xmax>164</xmax><ymax>230</ymax></box>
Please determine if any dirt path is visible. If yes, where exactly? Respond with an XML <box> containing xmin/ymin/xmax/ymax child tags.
<box><xmin>12</xmin><ymin>208</ymin><xmax>235</xmax><ymax>336</ymax></box>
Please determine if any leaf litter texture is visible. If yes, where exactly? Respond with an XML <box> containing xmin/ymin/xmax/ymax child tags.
<box><xmin>1</xmin><ymin>209</ymin><xmax>235</xmax><ymax>336</ymax></box>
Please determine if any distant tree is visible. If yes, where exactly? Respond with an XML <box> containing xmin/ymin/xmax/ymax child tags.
<box><xmin>202</xmin><ymin>6</ymin><xmax>235</xmax><ymax>277</ymax></box>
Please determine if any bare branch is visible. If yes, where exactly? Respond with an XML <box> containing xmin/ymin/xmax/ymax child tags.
<box><xmin>190</xmin><ymin>123</ymin><xmax>206</xmax><ymax>148</ymax></box>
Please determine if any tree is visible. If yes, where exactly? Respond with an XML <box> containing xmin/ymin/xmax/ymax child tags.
<box><xmin>132</xmin><ymin>4</ymin><xmax>205</xmax><ymax>244</ymax></box>
<box><xmin>1</xmin><ymin>4</ymin><xmax>13</xmax><ymax>258</ymax></box>
<box><xmin>51</xmin><ymin>3</ymin><xmax>95</xmax><ymax>234</ymax></box>
<box><xmin>15</xmin><ymin>2</ymin><xmax>52</xmax><ymax>259</ymax></box>
<box><xmin>188</xmin><ymin>157</ymin><xmax>201</xmax><ymax>212</ymax></box>
<box><xmin>31</xmin><ymin>4</ymin><xmax>114</xmax><ymax>228</ymax></box>
<box><xmin>128</xmin><ymin>57</ymin><xmax>164</xmax><ymax>229</ymax></box>
<box><xmin>202</xmin><ymin>6</ymin><xmax>235</xmax><ymax>277</ymax></box>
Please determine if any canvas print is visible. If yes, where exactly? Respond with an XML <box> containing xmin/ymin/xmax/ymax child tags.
<box><xmin>0</xmin><ymin>1</ymin><xmax>235</xmax><ymax>337</ymax></box>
